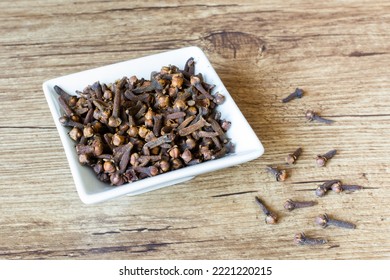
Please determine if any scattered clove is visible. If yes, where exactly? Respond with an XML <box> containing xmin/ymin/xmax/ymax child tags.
<box><xmin>284</xmin><ymin>199</ymin><xmax>317</xmax><ymax>211</ymax></box>
<box><xmin>316</xmin><ymin>149</ymin><xmax>337</xmax><ymax>167</ymax></box>
<box><xmin>285</xmin><ymin>147</ymin><xmax>302</xmax><ymax>165</ymax></box>
<box><xmin>315</xmin><ymin>213</ymin><xmax>356</xmax><ymax>229</ymax></box>
<box><xmin>255</xmin><ymin>196</ymin><xmax>278</xmax><ymax>224</ymax></box>
<box><xmin>305</xmin><ymin>110</ymin><xmax>334</xmax><ymax>124</ymax></box>
<box><xmin>294</xmin><ymin>232</ymin><xmax>327</xmax><ymax>245</ymax></box>
<box><xmin>56</xmin><ymin>59</ymin><xmax>233</xmax><ymax>186</ymax></box>
<box><xmin>266</xmin><ymin>166</ymin><xmax>287</xmax><ymax>182</ymax></box>
<box><xmin>331</xmin><ymin>182</ymin><xmax>363</xmax><ymax>193</ymax></box>
<box><xmin>282</xmin><ymin>88</ymin><xmax>303</xmax><ymax>103</ymax></box>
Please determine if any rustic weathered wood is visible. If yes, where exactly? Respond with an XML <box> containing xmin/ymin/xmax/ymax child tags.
<box><xmin>0</xmin><ymin>0</ymin><xmax>389</xmax><ymax>259</ymax></box>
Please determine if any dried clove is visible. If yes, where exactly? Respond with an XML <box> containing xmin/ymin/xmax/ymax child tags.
<box><xmin>110</xmin><ymin>172</ymin><xmax>127</xmax><ymax>186</ymax></box>
<box><xmin>103</xmin><ymin>160</ymin><xmax>116</xmax><ymax>174</ymax></box>
<box><xmin>180</xmin><ymin>148</ymin><xmax>192</xmax><ymax>163</ymax></box>
<box><xmin>144</xmin><ymin>134</ymin><xmax>173</xmax><ymax>149</ymax></box>
<box><xmin>158</xmin><ymin>160</ymin><xmax>170</xmax><ymax>172</ymax></box>
<box><xmin>190</xmin><ymin>75</ymin><xmax>214</xmax><ymax>100</ymax></box>
<box><xmin>54</xmin><ymin>85</ymin><xmax>78</xmax><ymax>107</ymax></box>
<box><xmin>255</xmin><ymin>196</ymin><xmax>278</xmax><ymax>224</ymax></box>
<box><xmin>331</xmin><ymin>182</ymin><xmax>363</xmax><ymax>193</ymax></box>
<box><xmin>133</xmin><ymin>166</ymin><xmax>159</xmax><ymax>177</ymax></box>
<box><xmin>183</xmin><ymin>57</ymin><xmax>195</xmax><ymax>76</ymax></box>
<box><xmin>285</xmin><ymin>147</ymin><xmax>302</xmax><ymax>165</ymax></box>
<box><xmin>294</xmin><ymin>232</ymin><xmax>327</xmax><ymax>245</ymax></box>
<box><xmin>107</xmin><ymin>83</ymin><xmax>122</xmax><ymax>128</ymax></box>
<box><xmin>282</xmin><ymin>88</ymin><xmax>303</xmax><ymax>103</ymax></box>
<box><xmin>214</xmin><ymin>93</ymin><xmax>225</xmax><ymax>105</ymax></box>
<box><xmin>315</xmin><ymin>213</ymin><xmax>356</xmax><ymax>229</ymax></box>
<box><xmin>266</xmin><ymin>166</ymin><xmax>288</xmax><ymax>182</ymax></box>
<box><xmin>284</xmin><ymin>199</ymin><xmax>317</xmax><ymax>211</ymax></box>
<box><xmin>178</xmin><ymin>116</ymin><xmax>209</xmax><ymax>136</ymax></box>
<box><xmin>69</xmin><ymin>127</ymin><xmax>83</xmax><ymax>141</ymax></box>
<box><xmin>305</xmin><ymin>110</ymin><xmax>334</xmax><ymax>124</ymax></box>
<box><xmin>59</xmin><ymin>116</ymin><xmax>84</xmax><ymax>130</ymax></box>
<box><xmin>316</xmin><ymin>149</ymin><xmax>337</xmax><ymax>167</ymax></box>
<box><xmin>171</xmin><ymin>158</ymin><xmax>184</xmax><ymax>170</ymax></box>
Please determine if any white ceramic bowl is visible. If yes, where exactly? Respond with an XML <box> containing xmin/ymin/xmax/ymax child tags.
<box><xmin>42</xmin><ymin>46</ymin><xmax>264</xmax><ymax>204</ymax></box>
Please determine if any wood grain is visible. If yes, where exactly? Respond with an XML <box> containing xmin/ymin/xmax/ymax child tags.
<box><xmin>0</xmin><ymin>0</ymin><xmax>389</xmax><ymax>259</ymax></box>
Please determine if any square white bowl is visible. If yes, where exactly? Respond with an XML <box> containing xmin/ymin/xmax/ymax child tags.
<box><xmin>43</xmin><ymin>46</ymin><xmax>264</xmax><ymax>204</ymax></box>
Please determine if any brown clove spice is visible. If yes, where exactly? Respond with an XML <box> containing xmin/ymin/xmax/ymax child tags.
<box><xmin>282</xmin><ymin>88</ymin><xmax>303</xmax><ymax>103</ymax></box>
<box><xmin>294</xmin><ymin>232</ymin><xmax>327</xmax><ymax>245</ymax></box>
<box><xmin>284</xmin><ymin>199</ymin><xmax>317</xmax><ymax>211</ymax></box>
<box><xmin>255</xmin><ymin>196</ymin><xmax>278</xmax><ymax>224</ymax></box>
<box><xmin>285</xmin><ymin>147</ymin><xmax>302</xmax><ymax>165</ymax></box>
<box><xmin>266</xmin><ymin>166</ymin><xmax>288</xmax><ymax>182</ymax></box>
<box><xmin>305</xmin><ymin>110</ymin><xmax>334</xmax><ymax>124</ymax></box>
<box><xmin>315</xmin><ymin>213</ymin><xmax>356</xmax><ymax>229</ymax></box>
<box><xmin>316</xmin><ymin>149</ymin><xmax>337</xmax><ymax>167</ymax></box>
<box><xmin>331</xmin><ymin>182</ymin><xmax>363</xmax><ymax>193</ymax></box>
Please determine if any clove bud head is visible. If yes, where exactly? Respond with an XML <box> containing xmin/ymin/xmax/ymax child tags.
<box><xmin>277</xmin><ymin>170</ymin><xmax>288</xmax><ymax>181</ymax></box>
<box><xmin>315</xmin><ymin>214</ymin><xmax>329</xmax><ymax>228</ymax></box>
<box><xmin>265</xmin><ymin>213</ymin><xmax>278</xmax><ymax>224</ymax></box>
<box><xmin>316</xmin><ymin>156</ymin><xmax>327</xmax><ymax>167</ymax></box>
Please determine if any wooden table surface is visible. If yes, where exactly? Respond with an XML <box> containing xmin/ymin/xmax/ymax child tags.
<box><xmin>1</xmin><ymin>0</ymin><xmax>389</xmax><ymax>260</ymax></box>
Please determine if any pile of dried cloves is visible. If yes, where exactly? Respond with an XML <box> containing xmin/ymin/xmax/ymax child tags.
<box><xmin>56</xmin><ymin>58</ymin><xmax>233</xmax><ymax>186</ymax></box>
